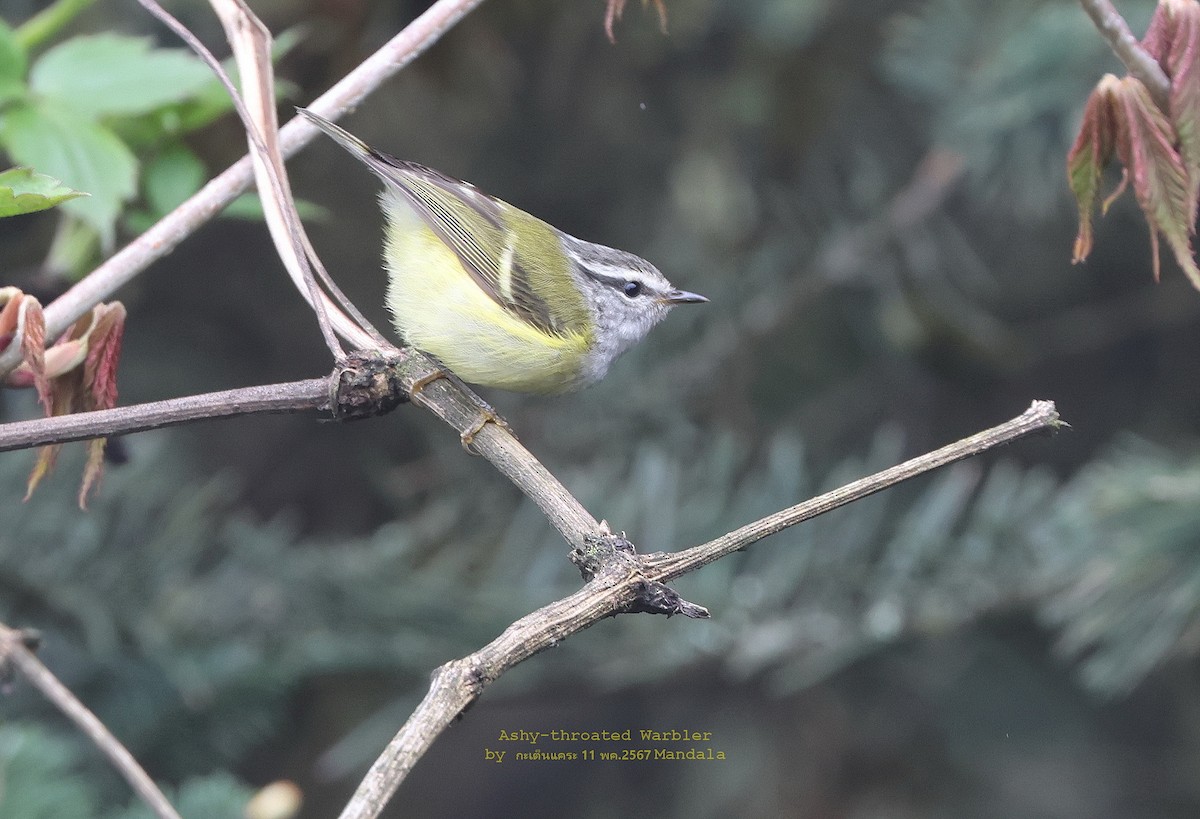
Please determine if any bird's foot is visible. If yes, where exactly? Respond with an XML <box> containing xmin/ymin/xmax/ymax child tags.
<box><xmin>407</xmin><ymin>360</ymin><xmax>512</xmax><ymax>453</ymax></box>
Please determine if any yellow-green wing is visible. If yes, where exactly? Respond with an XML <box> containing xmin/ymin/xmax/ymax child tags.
<box><xmin>366</xmin><ymin>151</ymin><xmax>590</xmax><ymax>338</ymax></box>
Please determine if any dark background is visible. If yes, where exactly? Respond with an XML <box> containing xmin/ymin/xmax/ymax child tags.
<box><xmin>5</xmin><ymin>0</ymin><xmax>1200</xmax><ymax>816</ymax></box>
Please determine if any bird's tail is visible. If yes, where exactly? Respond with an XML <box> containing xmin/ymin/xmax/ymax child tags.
<box><xmin>295</xmin><ymin>107</ymin><xmax>372</xmax><ymax>159</ymax></box>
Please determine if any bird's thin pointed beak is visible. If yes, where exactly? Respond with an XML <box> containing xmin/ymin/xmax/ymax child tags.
<box><xmin>660</xmin><ymin>288</ymin><xmax>708</xmax><ymax>305</ymax></box>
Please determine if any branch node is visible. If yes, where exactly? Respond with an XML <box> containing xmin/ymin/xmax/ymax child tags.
<box><xmin>572</xmin><ymin>531</ymin><xmax>636</xmax><ymax>579</ymax></box>
<box><xmin>330</xmin><ymin>351</ymin><xmax>409</xmax><ymax>421</ymax></box>
<box><xmin>571</xmin><ymin>533</ymin><xmax>708</xmax><ymax>618</ymax></box>
<box><xmin>624</xmin><ymin>581</ymin><xmax>710</xmax><ymax>619</ymax></box>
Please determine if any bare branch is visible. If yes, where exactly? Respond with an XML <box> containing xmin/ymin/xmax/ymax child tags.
<box><xmin>1079</xmin><ymin>0</ymin><xmax>1171</xmax><ymax>110</ymax></box>
<box><xmin>646</xmin><ymin>399</ymin><xmax>1065</xmax><ymax>579</ymax></box>
<box><xmin>0</xmin><ymin>379</ymin><xmax>329</xmax><ymax>451</ymax></box>
<box><xmin>0</xmin><ymin>625</ymin><xmax>182</xmax><ymax>819</ymax></box>
<box><xmin>338</xmin><ymin>400</ymin><xmax>1065</xmax><ymax>818</ymax></box>
<box><xmin>397</xmin><ymin>367</ymin><xmax>601</xmax><ymax>547</ymax></box>
<box><xmin>1</xmin><ymin>345</ymin><xmax>602</xmax><ymax>550</ymax></box>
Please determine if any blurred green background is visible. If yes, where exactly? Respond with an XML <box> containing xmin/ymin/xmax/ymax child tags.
<box><xmin>5</xmin><ymin>0</ymin><xmax>1200</xmax><ymax>816</ymax></box>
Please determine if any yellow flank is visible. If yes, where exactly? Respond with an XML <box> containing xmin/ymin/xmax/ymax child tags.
<box><xmin>383</xmin><ymin>197</ymin><xmax>592</xmax><ymax>393</ymax></box>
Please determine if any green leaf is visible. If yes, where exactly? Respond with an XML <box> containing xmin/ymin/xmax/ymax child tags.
<box><xmin>0</xmin><ymin>166</ymin><xmax>86</xmax><ymax>216</ymax></box>
<box><xmin>0</xmin><ymin>21</ymin><xmax>27</xmax><ymax>106</ymax></box>
<box><xmin>143</xmin><ymin>144</ymin><xmax>205</xmax><ymax>217</ymax></box>
<box><xmin>45</xmin><ymin>214</ymin><xmax>98</xmax><ymax>277</ymax></box>
<box><xmin>0</xmin><ymin>101</ymin><xmax>136</xmax><ymax>248</ymax></box>
<box><xmin>105</xmin><ymin>27</ymin><xmax>305</xmax><ymax>146</ymax></box>
<box><xmin>29</xmin><ymin>33</ymin><xmax>213</xmax><ymax>118</ymax></box>
<box><xmin>0</xmin><ymin>723</ymin><xmax>97</xmax><ymax>817</ymax></box>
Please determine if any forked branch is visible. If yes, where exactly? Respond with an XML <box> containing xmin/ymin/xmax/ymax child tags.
<box><xmin>338</xmin><ymin>400</ymin><xmax>1064</xmax><ymax>819</ymax></box>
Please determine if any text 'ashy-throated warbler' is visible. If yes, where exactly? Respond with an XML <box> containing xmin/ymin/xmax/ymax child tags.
<box><xmin>297</xmin><ymin>108</ymin><xmax>707</xmax><ymax>394</ymax></box>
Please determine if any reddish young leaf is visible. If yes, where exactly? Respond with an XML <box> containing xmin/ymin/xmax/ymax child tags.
<box><xmin>25</xmin><ymin>357</ymin><xmax>80</xmax><ymax>501</ymax></box>
<box><xmin>78</xmin><ymin>437</ymin><xmax>106</xmax><ymax>510</ymax></box>
<box><xmin>1166</xmin><ymin>0</ymin><xmax>1200</xmax><ymax>224</ymax></box>
<box><xmin>76</xmin><ymin>303</ymin><xmax>124</xmax><ymax>508</ymax></box>
<box><xmin>24</xmin><ymin>445</ymin><xmax>59</xmax><ymax>501</ymax></box>
<box><xmin>13</xmin><ymin>301</ymin><xmax>128</xmax><ymax>507</ymax></box>
<box><xmin>1069</xmin><ymin>75</ymin><xmax>1120</xmax><ymax>262</ymax></box>
<box><xmin>0</xmin><ymin>290</ymin><xmax>56</xmax><ymax>410</ymax></box>
<box><xmin>1113</xmin><ymin>76</ymin><xmax>1200</xmax><ymax>286</ymax></box>
<box><xmin>18</xmin><ymin>299</ymin><xmax>51</xmax><ymax>413</ymax></box>
<box><xmin>82</xmin><ymin>303</ymin><xmax>125</xmax><ymax>412</ymax></box>
<box><xmin>1142</xmin><ymin>0</ymin><xmax>1178</xmax><ymax>61</ymax></box>
<box><xmin>1101</xmin><ymin>168</ymin><xmax>1131</xmax><ymax>214</ymax></box>
<box><xmin>0</xmin><ymin>288</ymin><xmax>19</xmax><ymax>352</ymax></box>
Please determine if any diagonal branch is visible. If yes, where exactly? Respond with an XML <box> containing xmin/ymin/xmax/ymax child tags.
<box><xmin>0</xmin><ymin>624</ymin><xmax>182</xmax><ymax>819</ymax></box>
<box><xmin>337</xmin><ymin>400</ymin><xmax>1064</xmax><ymax>819</ymax></box>
<box><xmin>646</xmin><ymin>399</ymin><xmax>1065</xmax><ymax>579</ymax></box>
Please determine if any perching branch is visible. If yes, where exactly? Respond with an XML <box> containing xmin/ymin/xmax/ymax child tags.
<box><xmin>0</xmin><ymin>5</ymin><xmax>1069</xmax><ymax>818</ymax></box>
<box><xmin>1078</xmin><ymin>0</ymin><xmax>1171</xmax><ymax>110</ymax></box>
<box><xmin>337</xmin><ymin>400</ymin><xmax>1064</xmax><ymax>819</ymax></box>
<box><xmin>0</xmin><ymin>624</ymin><xmax>182</xmax><ymax>819</ymax></box>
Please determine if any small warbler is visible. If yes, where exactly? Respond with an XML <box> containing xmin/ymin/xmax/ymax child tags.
<box><xmin>297</xmin><ymin>108</ymin><xmax>707</xmax><ymax>394</ymax></box>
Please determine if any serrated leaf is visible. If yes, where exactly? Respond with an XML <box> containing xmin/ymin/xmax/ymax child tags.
<box><xmin>29</xmin><ymin>33</ymin><xmax>213</xmax><ymax>118</ymax></box>
<box><xmin>1113</xmin><ymin>76</ymin><xmax>1200</xmax><ymax>287</ymax></box>
<box><xmin>18</xmin><ymin>296</ymin><xmax>49</xmax><ymax>412</ymax></box>
<box><xmin>1068</xmin><ymin>76</ymin><xmax>1119</xmax><ymax>263</ymax></box>
<box><xmin>0</xmin><ymin>101</ymin><xmax>137</xmax><ymax>248</ymax></box>
<box><xmin>83</xmin><ymin>302</ymin><xmax>124</xmax><ymax>414</ymax></box>
<box><xmin>1165</xmin><ymin>1</ymin><xmax>1200</xmax><ymax>227</ymax></box>
<box><xmin>18</xmin><ymin>301</ymin><xmax>126</xmax><ymax>507</ymax></box>
<box><xmin>0</xmin><ymin>290</ymin><xmax>50</xmax><ymax>408</ymax></box>
<box><xmin>0</xmin><ymin>166</ymin><xmax>86</xmax><ymax>217</ymax></box>
<box><xmin>0</xmin><ymin>21</ymin><xmax>26</xmax><ymax>106</ymax></box>
<box><xmin>143</xmin><ymin>144</ymin><xmax>205</xmax><ymax>217</ymax></box>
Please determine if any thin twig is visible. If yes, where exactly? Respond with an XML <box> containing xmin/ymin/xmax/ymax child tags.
<box><xmin>1078</xmin><ymin>0</ymin><xmax>1171</xmax><ymax>111</ymax></box>
<box><xmin>338</xmin><ymin>400</ymin><xmax>1064</xmax><ymax>819</ymax></box>
<box><xmin>645</xmin><ymin>399</ymin><xmax>1064</xmax><ymax>578</ymax></box>
<box><xmin>0</xmin><ymin>0</ymin><xmax>487</xmax><ymax>377</ymax></box>
<box><xmin>0</xmin><ymin>379</ymin><xmax>329</xmax><ymax>451</ymax></box>
<box><xmin>0</xmin><ymin>624</ymin><xmax>182</xmax><ymax>819</ymax></box>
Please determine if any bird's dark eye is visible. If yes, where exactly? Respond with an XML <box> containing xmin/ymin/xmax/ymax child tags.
<box><xmin>622</xmin><ymin>281</ymin><xmax>642</xmax><ymax>298</ymax></box>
